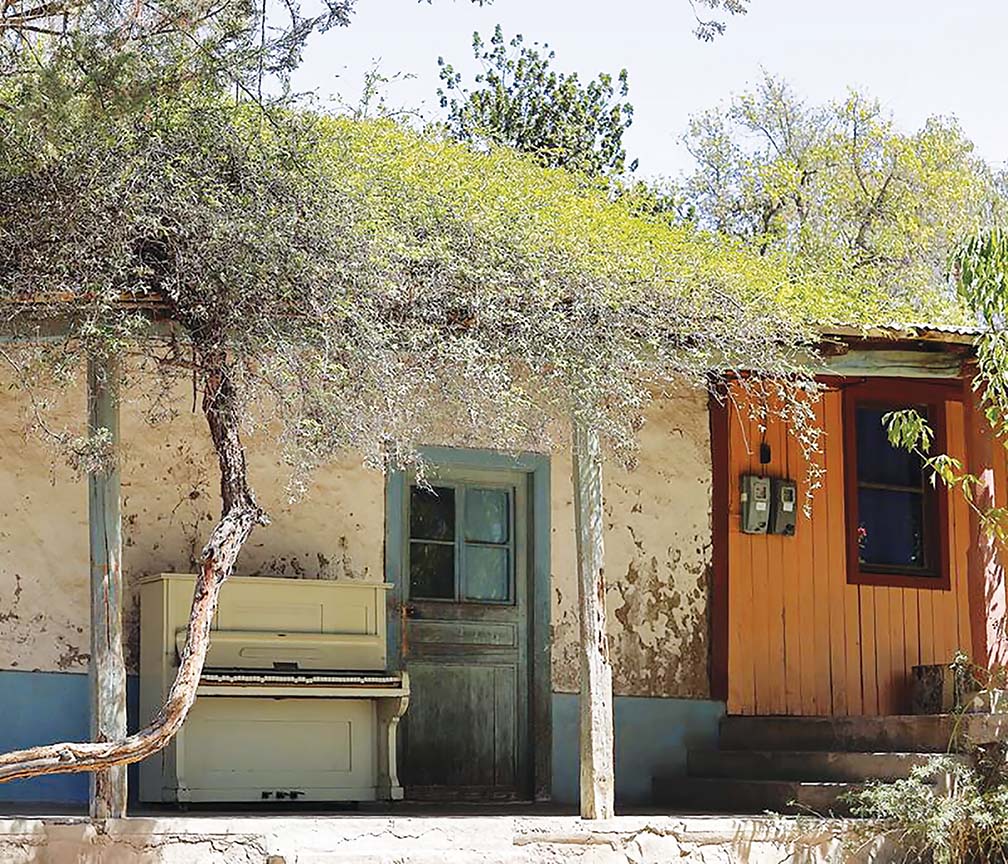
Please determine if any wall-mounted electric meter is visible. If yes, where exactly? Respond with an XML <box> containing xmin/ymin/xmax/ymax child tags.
<box><xmin>770</xmin><ymin>478</ymin><xmax>798</xmax><ymax>536</ymax></box>
<box><xmin>740</xmin><ymin>475</ymin><xmax>771</xmax><ymax>534</ymax></box>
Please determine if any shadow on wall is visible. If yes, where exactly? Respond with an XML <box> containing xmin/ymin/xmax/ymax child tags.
<box><xmin>551</xmin><ymin>692</ymin><xmax>724</xmax><ymax>807</ymax></box>
<box><xmin>0</xmin><ymin>671</ymin><xmax>140</xmax><ymax>808</ymax></box>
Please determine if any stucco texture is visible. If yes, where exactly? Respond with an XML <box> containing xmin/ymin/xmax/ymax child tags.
<box><xmin>550</xmin><ymin>390</ymin><xmax>713</xmax><ymax>698</ymax></box>
<box><xmin>0</xmin><ymin>373</ymin><xmax>384</xmax><ymax>675</ymax></box>
<box><xmin>0</xmin><ymin>371</ymin><xmax>711</xmax><ymax>699</ymax></box>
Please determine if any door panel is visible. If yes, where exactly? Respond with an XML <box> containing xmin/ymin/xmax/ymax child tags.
<box><xmin>398</xmin><ymin>467</ymin><xmax>530</xmax><ymax>799</ymax></box>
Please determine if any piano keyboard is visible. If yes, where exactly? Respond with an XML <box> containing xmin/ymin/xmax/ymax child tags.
<box><xmin>201</xmin><ymin>670</ymin><xmax>404</xmax><ymax>688</ymax></box>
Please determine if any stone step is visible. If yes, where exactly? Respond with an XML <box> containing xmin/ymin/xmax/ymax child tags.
<box><xmin>717</xmin><ymin>715</ymin><xmax>993</xmax><ymax>753</ymax></box>
<box><xmin>653</xmin><ymin>776</ymin><xmax>858</xmax><ymax>816</ymax></box>
<box><xmin>687</xmin><ymin>749</ymin><xmax>960</xmax><ymax>783</ymax></box>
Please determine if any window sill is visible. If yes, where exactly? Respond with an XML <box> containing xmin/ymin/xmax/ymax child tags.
<box><xmin>847</xmin><ymin>568</ymin><xmax>951</xmax><ymax>591</ymax></box>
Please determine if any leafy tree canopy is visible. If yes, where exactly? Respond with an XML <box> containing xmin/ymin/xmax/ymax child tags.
<box><xmin>437</xmin><ymin>25</ymin><xmax>635</xmax><ymax>176</ymax></box>
<box><xmin>677</xmin><ymin>73</ymin><xmax>1001</xmax><ymax>322</ymax></box>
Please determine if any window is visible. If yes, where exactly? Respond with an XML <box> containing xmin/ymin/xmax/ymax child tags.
<box><xmin>843</xmin><ymin>381</ymin><xmax>951</xmax><ymax>589</ymax></box>
<box><xmin>407</xmin><ymin>483</ymin><xmax>514</xmax><ymax>603</ymax></box>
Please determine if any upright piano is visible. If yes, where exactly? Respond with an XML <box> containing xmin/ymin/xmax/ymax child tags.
<box><xmin>138</xmin><ymin>573</ymin><xmax>409</xmax><ymax>804</ymax></box>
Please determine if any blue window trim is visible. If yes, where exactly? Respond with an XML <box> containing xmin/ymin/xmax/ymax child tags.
<box><xmin>384</xmin><ymin>446</ymin><xmax>552</xmax><ymax>800</ymax></box>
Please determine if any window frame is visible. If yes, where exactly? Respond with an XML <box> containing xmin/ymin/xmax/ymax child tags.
<box><xmin>406</xmin><ymin>479</ymin><xmax>517</xmax><ymax>606</ymax></box>
<box><xmin>842</xmin><ymin>378</ymin><xmax>953</xmax><ymax>591</ymax></box>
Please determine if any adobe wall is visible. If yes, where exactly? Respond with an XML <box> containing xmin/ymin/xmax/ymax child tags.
<box><xmin>0</xmin><ymin>371</ymin><xmax>712</xmax><ymax>698</ymax></box>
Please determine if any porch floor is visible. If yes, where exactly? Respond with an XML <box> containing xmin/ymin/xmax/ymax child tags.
<box><xmin>0</xmin><ymin>810</ymin><xmax>894</xmax><ymax>863</ymax></box>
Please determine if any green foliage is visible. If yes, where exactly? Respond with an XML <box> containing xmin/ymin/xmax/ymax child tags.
<box><xmin>690</xmin><ymin>0</ymin><xmax>749</xmax><ymax>41</ymax></box>
<box><xmin>437</xmin><ymin>25</ymin><xmax>636</xmax><ymax>176</ymax></box>
<box><xmin>847</xmin><ymin>755</ymin><xmax>1008</xmax><ymax>864</ymax></box>
<box><xmin>882</xmin><ymin>409</ymin><xmax>1008</xmax><ymax>543</ymax></box>
<box><xmin>0</xmin><ymin>21</ymin><xmax>821</xmax><ymax>484</ymax></box>
<box><xmin>679</xmin><ymin>73</ymin><xmax>999</xmax><ymax>319</ymax></box>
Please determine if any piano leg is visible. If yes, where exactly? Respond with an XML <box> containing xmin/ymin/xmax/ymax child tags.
<box><xmin>376</xmin><ymin>680</ymin><xmax>410</xmax><ymax>801</ymax></box>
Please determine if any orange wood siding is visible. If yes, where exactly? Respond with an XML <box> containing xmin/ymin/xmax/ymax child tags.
<box><xmin>726</xmin><ymin>390</ymin><xmax>975</xmax><ymax>716</ymax></box>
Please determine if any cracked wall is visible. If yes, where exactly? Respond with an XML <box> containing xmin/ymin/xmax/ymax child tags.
<box><xmin>0</xmin><ymin>372</ymin><xmax>384</xmax><ymax>674</ymax></box>
<box><xmin>1</xmin><ymin>371</ymin><xmax>712</xmax><ymax>699</ymax></box>
<box><xmin>550</xmin><ymin>389</ymin><xmax>713</xmax><ymax>698</ymax></box>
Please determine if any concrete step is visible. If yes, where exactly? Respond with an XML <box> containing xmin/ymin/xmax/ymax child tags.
<box><xmin>717</xmin><ymin>715</ymin><xmax>969</xmax><ymax>753</ymax></box>
<box><xmin>653</xmin><ymin>776</ymin><xmax>857</xmax><ymax>816</ymax></box>
<box><xmin>687</xmin><ymin>749</ymin><xmax>960</xmax><ymax>783</ymax></box>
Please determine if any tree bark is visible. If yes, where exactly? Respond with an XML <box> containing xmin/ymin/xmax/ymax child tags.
<box><xmin>571</xmin><ymin>416</ymin><xmax>615</xmax><ymax>820</ymax></box>
<box><xmin>0</xmin><ymin>353</ymin><xmax>266</xmax><ymax>787</ymax></box>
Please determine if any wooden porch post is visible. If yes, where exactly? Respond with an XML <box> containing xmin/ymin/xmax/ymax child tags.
<box><xmin>964</xmin><ymin>371</ymin><xmax>1008</xmax><ymax>670</ymax></box>
<box><xmin>87</xmin><ymin>354</ymin><xmax>128</xmax><ymax>819</ymax></box>
<box><xmin>571</xmin><ymin>417</ymin><xmax>615</xmax><ymax>820</ymax></box>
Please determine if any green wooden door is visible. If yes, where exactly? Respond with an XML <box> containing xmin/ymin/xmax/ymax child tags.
<box><xmin>397</xmin><ymin>467</ymin><xmax>530</xmax><ymax>800</ymax></box>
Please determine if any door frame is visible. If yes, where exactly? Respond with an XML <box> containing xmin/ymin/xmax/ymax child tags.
<box><xmin>385</xmin><ymin>446</ymin><xmax>552</xmax><ymax>801</ymax></box>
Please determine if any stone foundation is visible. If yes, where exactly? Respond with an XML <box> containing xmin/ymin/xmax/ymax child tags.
<box><xmin>0</xmin><ymin>814</ymin><xmax>895</xmax><ymax>863</ymax></box>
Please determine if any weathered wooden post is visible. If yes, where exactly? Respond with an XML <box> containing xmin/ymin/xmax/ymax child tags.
<box><xmin>964</xmin><ymin>370</ymin><xmax>1008</xmax><ymax>669</ymax></box>
<box><xmin>87</xmin><ymin>354</ymin><xmax>127</xmax><ymax>818</ymax></box>
<box><xmin>571</xmin><ymin>416</ymin><xmax>615</xmax><ymax>819</ymax></box>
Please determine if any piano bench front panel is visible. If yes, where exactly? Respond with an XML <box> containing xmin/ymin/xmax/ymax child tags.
<box><xmin>177</xmin><ymin>697</ymin><xmax>378</xmax><ymax>801</ymax></box>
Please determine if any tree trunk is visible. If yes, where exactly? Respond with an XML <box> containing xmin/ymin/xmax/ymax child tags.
<box><xmin>571</xmin><ymin>416</ymin><xmax>615</xmax><ymax>820</ymax></box>
<box><xmin>0</xmin><ymin>354</ymin><xmax>266</xmax><ymax>787</ymax></box>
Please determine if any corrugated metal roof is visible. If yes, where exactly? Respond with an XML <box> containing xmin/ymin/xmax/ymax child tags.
<box><xmin>817</xmin><ymin>321</ymin><xmax>982</xmax><ymax>345</ymax></box>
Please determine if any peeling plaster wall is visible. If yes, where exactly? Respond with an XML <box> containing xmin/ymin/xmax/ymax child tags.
<box><xmin>550</xmin><ymin>390</ymin><xmax>713</xmax><ymax>698</ymax></box>
<box><xmin>0</xmin><ymin>374</ymin><xmax>385</xmax><ymax>675</ymax></box>
<box><xmin>1</xmin><ymin>371</ymin><xmax>712</xmax><ymax>699</ymax></box>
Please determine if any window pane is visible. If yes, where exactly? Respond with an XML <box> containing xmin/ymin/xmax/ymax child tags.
<box><xmin>465</xmin><ymin>488</ymin><xmax>509</xmax><ymax>544</ymax></box>
<box><xmin>857</xmin><ymin>488</ymin><xmax>927</xmax><ymax>570</ymax></box>
<box><xmin>465</xmin><ymin>544</ymin><xmax>510</xmax><ymax>602</ymax></box>
<box><xmin>856</xmin><ymin>406</ymin><xmax>925</xmax><ymax>487</ymax></box>
<box><xmin>410</xmin><ymin>485</ymin><xmax>455</xmax><ymax>541</ymax></box>
<box><xmin>409</xmin><ymin>541</ymin><xmax>455</xmax><ymax>599</ymax></box>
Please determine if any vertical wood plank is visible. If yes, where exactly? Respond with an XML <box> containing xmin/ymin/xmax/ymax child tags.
<box><xmin>87</xmin><ymin>353</ymin><xmax>127</xmax><ymax>819</ymax></box>
<box><xmin>765</xmin><ymin>412</ymin><xmax>788</xmax><ymax>714</ymax></box>
<box><xmin>888</xmin><ymin>588</ymin><xmax>907</xmax><ymax>713</ymax></box>
<box><xmin>823</xmin><ymin>391</ymin><xmax>848</xmax><ymax>716</ymax></box>
<box><xmin>963</xmin><ymin>379</ymin><xmax>1006</xmax><ymax>669</ymax></box>
<box><xmin>571</xmin><ymin>418</ymin><xmax>614</xmax><ymax>820</ymax></box>
<box><xmin>903</xmin><ymin>588</ymin><xmax>921</xmax><ymax>700</ymax></box>
<box><xmin>798</xmin><ymin>401</ymin><xmax>820</xmax><ymax>715</ymax></box>
<box><xmin>749</xmin><ymin>410</ymin><xmax>773</xmax><ymax>716</ymax></box>
<box><xmin>727</xmin><ymin>399</ymin><xmax>753</xmax><ymax>714</ymax></box>
<box><xmin>947</xmin><ymin>402</ymin><xmax>973</xmax><ymax>657</ymax></box>
<box><xmin>728</xmin><ymin>396</ymin><xmax>757</xmax><ymax>715</ymax></box>
<box><xmin>709</xmin><ymin>395</ymin><xmax>730</xmax><ymax>703</ymax></box>
<box><xmin>783</xmin><ymin>408</ymin><xmax>806</xmax><ymax>714</ymax></box>
<box><xmin>918</xmin><ymin>582</ymin><xmax>936</xmax><ymax>666</ymax></box>
<box><xmin>874</xmin><ymin>588</ymin><xmax>893</xmax><ymax>714</ymax></box>
<box><xmin>860</xmin><ymin>587</ymin><xmax>879</xmax><ymax>715</ymax></box>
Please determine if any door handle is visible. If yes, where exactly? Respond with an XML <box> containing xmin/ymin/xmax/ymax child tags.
<box><xmin>399</xmin><ymin>602</ymin><xmax>416</xmax><ymax>660</ymax></box>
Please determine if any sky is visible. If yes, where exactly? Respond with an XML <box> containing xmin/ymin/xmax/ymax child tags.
<box><xmin>291</xmin><ymin>0</ymin><xmax>1008</xmax><ymax>181</ymax></box>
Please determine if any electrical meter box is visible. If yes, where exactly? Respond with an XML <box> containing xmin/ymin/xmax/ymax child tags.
<box><xmin>770</xmin><ymin>478</ymin><xmax>798</xmax><ymax>536</ymax></box>
<box><xmin>740</xmin><ymin>475</ymin><xmax>771</xmax><ymax>534</ymax></box>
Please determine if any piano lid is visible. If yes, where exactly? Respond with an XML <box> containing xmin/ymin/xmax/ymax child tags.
<box><xmin>177</xmin><ymin>628</ymin><xmax>388</xmax><ymax>672</ymax></box>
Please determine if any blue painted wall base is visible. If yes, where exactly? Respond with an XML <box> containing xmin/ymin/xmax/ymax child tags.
<box><xmin>551</xmin><ymin>693</ymin><xmax>725</xmax><ymax>806</ymax></box>
<box><xmin>0</xmin><ymin>670</ymin><xmax>139</xmax><ymax>807</ymax></box>
<box><xmin>0</xmin><ymin>671</ymin><xmax>721</xmax><ymax>808</ymax></box>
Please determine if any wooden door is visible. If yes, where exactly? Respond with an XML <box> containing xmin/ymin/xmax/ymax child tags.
<box><xmin>397</xmin><ymin>467</ymin><xmax>530</xmax><ymax>800</ymax></box>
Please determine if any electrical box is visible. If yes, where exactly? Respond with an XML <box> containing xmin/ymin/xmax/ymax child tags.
<box><xmin>740</xmin><ymin>475</ymin><xmax>771</xmax><ymax>534</ymax></box>
<box><xmin>770</xmin><ymin>478</ymin><xmax>798</xmax><ymax>536</ymax></box>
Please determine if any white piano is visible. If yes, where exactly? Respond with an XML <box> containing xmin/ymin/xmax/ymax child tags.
<box><xmin>138</xmin><ymin>573</ymin><xmax>409</xmax><ymax>804</ymax></box>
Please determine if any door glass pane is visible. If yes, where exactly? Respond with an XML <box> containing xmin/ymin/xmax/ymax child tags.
<box><xmin>465</xmin><ymin>488</ymin><xmax>509</xmax><ymax>543</ymax></box>
<box><xmin>856</xmin><ymin>406</ymin><xmax>925</xmax><ymax>487</ymax></box>
<box><xmin>410</xmin><ymin>486</ymin><xmax>455</xmax><ymax>541</ymax></box>
<box><xmin>857</xmin><ymin>488</ymin><xmax>927</xmax><ymax>569</ymax></box>
<box><xmin>465</xmin><ymin>544</ymin><xmax>510</xmax><ymax>601</ymax></box>
<box><xmin>409</xmin><ymin>541</ymin><xmax>455</xmax><ymax>599</ymax></box>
